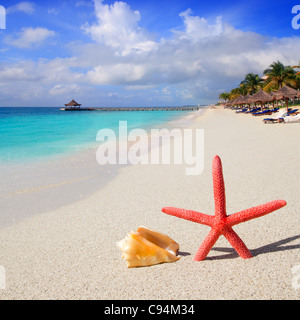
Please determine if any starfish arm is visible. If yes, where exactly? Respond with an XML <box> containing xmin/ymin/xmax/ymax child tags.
<box><xmin>227</xmin><ymin>200</ymin><xmax>287</xmax><ymax>227</ymax></box>
<box><xmin>223</xmin><ymin>228</ymin><xmax>252</xmax><ymax>259</ymax></box>
<box><xmin>162</xmin><ymin>207</ymin><xmax>213</xmax><ymax>227</ymax></box>
<box><xmin>212</xmin><ymin>156</ymin><xmax>227</xmax><ymax>219</ymax></box>
<box><xmin>193</xmin><ymin>228</ymin><xmax>221</xmax><ymax>261</ymax></box>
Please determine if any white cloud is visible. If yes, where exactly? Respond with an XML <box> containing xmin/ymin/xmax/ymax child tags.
<box><xmin>6</xmin><ymin>2</ymin><xmax>35</xmax><ymax>15</ymax></box>
<box><xmin>176</xmin><ymin>9</ymin><xmax>223</xmax><ymax>41</ymax></box>
<box><xmin>162</xmin><ymin>87</ymin><xmax>171</xmax><ymax>95</ymax></box>
<box><xmin>83</xmin><ymin>0</ymin><xmax>157</xmax><ymax>55</ymax></box>
<box><xmin>2</xmin><ymin>1</ymin><xmax>300</xmax><ymax>106</ymax></box>
<box><xmin>81</xmin><ymin>3</ymin><xmax>266</xmax><ymax>91</ymax></box>
<box><xmin>0</xmin><ymin>65</ymin><xmax>41</xmax><ymax>82</ymax></box>
<box><xmin>5</xmin><ymin>27</ymin><xmax>55</xmax><ymax>48</ymax></box>
<box><xmin>86</xmin><ymin>63</ymin><xmax>146</xmax><ymax>85</ymax></box>
<box><xmin>0</xmin><ymin>57</ymin><xmax>82</xmax><ymax>85</ymax></box>
<box><xmin>49</xmin><ymin>84</ymin><xmax>81</xmax><ymax>96</ymax></box>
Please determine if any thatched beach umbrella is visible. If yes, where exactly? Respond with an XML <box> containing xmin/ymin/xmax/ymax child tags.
<box><xmin>248</xmin><ymin>89</ymin><xmax>272</xmax><ymax>109</ymax></box>
<box><xmin>65</xmin><ymin>99</ymin><xmax>82</xmax><ymax>107</ymax></box>
<box><xmin>268</xmin><ymin>91</ymin><xmax>278</xmax><ymax>108</ymax></box>
<box><xmin>239</xmin><ymin>94</ymin><xmax>253</xmax><ymax>108</ymax></box>
<box><xmin>224</xmin><ymin>100</ymin><xmax>233</xmax><ymax>108</ymax></box>
<box><xmin>269</xmin><ymin>91</ymin><xmax>276</xmax><ymax>99</ymax></box>
<box><xmin>273</xmin><ymin>86</ymin><xmax>298</xmax><ymax>112</ymax></box>
<box><xmin>232</xmin><ymin>95</ymin><xmax>246</xmax><ymax>106</ymax></box>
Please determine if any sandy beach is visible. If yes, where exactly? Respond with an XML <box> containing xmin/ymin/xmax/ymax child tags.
<box><xmin>0</xmin><ymin>106</ymin><xmax>299</xmax><ymax>300</ymax></box>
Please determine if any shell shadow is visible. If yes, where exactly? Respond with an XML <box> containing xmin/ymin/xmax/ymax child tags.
<box><xmin>178</xmin><ymin>251</ymin><xmax>191</xmax><ymax>257</ymax></box>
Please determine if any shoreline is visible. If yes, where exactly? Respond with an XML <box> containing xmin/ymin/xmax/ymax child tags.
<box><xmin>0</xmin><ymin>146</ymin><xmax>123</xmax><ymax>229</ymax></box>
<box><xmin>0</xmin><ymin>106</ymin><xmax>299</xmax><ymax>299</ymax></box>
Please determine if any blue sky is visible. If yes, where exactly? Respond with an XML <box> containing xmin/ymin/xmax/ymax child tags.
<box><xmin>0</xmin><ymin>0</ymin><xmax>299</xmax><ymax>106</ymax></box>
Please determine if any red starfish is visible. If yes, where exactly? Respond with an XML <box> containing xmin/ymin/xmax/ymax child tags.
<box><xmin>162</xmin><ymin>155</ymin><xmax>287</xmax><ymax>261</ymax></box>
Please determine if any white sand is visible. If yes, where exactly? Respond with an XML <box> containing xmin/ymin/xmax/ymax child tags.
<box><xmin>0</xmin><ymin>107</ymin><xmax>299</xmax><ymax>300</ymax></box>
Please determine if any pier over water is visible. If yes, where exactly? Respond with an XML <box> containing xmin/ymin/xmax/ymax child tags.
<box><xmin>61</xmin><ymin>106</ymin><xmax>202</xmax><ymax>112</ymax></box>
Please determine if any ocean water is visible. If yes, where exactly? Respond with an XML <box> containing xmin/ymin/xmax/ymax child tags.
<box><xmin>0</xmin><ymin>107</ymin><xmax>202</xmax><ymax>163</ymax></box>
<box><xmin>0</xmin><ymin>106</ymin><xmax>206</xmax><ymax>228</ymax></box>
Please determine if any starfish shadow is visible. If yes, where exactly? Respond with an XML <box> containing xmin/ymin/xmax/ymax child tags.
<box><xmin>206</xmin><ymin>247</ymin><xmax>238</xmax><ymax>260</ymax></box>
<box><xmin>206</xmin><ymin>234</ymin><xmax>300</xmax><ymax>261</ymax></box>
<box><xmin>251</xmin><ymin>234</ymin><xmax>300</xmax><ymax>257</ymax></box>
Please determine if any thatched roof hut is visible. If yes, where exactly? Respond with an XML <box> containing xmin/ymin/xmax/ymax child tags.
<box><xmin>65</xmin><ymin>99</ymin><xmax>82</xmax><ymax>107</ymax></box>
<box><xmin>233</xmin><ymin>94</ymin><xmax>253</xmax><ymax>108</ymax></box>
<box><xmin>249</xmin><ymin>89</ymin><xmax>272</xmax><ymax>103</ymax></box>
<box><xmin>273</xmin><ymin>86</ymin><xmax>298</xmax><ymax>100</ymax></box>
<box><xmin>273</xmin><ymin>86</ymin><xmax>298</xmax><ymax>112</ymax></box>
<box><xmin>269</xmin><ymin>91</ymin><xmax>276</xmax><ymax>99</ymax></box>
<box><xmin>231</xmin><ymin>95</ymin><xmax>245</xmax><ymax>106</ymax></box>
<box><xmin>248</xmin><ymin>89</ymin><xmax>272</xmax><ymax>109</ymax></box>
<box><xmin>240</xmin><ymin>94</ymin><xmax>253</xmax><ymax>105</ymax></box>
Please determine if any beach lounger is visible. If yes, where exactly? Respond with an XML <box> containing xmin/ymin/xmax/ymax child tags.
<box><xmin>286</xmin><ymin>109</ymin><xmax>298</xmax><ymax>115</ymax></box>
<box><xmin>245</xmin><ymin>107</ymin><xmax>260</xmax><ymax>114</ymax></box>
<box><xmin>283</xmin><ymin>113</ymin><xmax>300</xmax><ymax>123</ymax></box>
<box><xmin>271</xmin><ymin>108</ymin><xmax>279</xmax><ymax>113</ymax></box>
<box><xmin>263</xmin><ymin>109</ymin><xmax>298</xmax><ymax>123</ymax></box>
<box><xmin>263</xmin><ymin>109</ymin><xmax>287</xmax><ymax>124</ymax></box>
<box><xmin>236</xmin><ymin>108</ymin><xmax>248</xmax><ymax>113</ymax></box>
<box><xmin>253</xmin><ymin>109</ymin><xmax>273</xmax><ymax>116</ymax></box>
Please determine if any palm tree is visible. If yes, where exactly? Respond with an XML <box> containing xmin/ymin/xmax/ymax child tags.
<box><xmin>292</xmin><ymin>62</ymin><xmax>300</xmax><ymax>88</ymax></box>
<box><xmin>239</xmin><ymin>83</ymin><xmax>249</xmax><ymax>96</ymax></box>
<box><xmin>240</xmin><ymin>73</ymin><xmax>263</xmax><ymax>95</ymax></box>
<box><xmin>229</xmin><ymin>88</ymin><xmax>241</xmax><ymax>100</ymax></box>
<box><xmin>219</xmin><ymin>92</ymin><xmax>231</xmax><ymax>103</ymax></box>
<box><xmin>229</xmin><ymin>84</ymin><xmax>248</xmax><ymax>100</ymax></box>
<box><xmin>263</xmin><ymin>61</ymin><xmax>296</xmax><ymax>91</ymax></box>
<box><xmin>292</xmin><ymin>61</ymin><xmax>300</xmax><ymax>75</ymax></box>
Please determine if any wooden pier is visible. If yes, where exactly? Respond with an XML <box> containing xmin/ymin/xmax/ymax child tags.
<box><xmin>61</xmin><ymin>106</ymin><xmax>201</xmax><ymax>112</ymax></box>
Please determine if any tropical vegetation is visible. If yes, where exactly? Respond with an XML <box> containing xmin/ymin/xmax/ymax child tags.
<box><xmin>219</xmin><ymin>60</ymin><xmax>300</xmax><ymax>103</ymax></box>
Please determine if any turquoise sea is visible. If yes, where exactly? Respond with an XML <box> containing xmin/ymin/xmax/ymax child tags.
<box><xmin>0</xmin><ymin>107</ymin><xmax>201</xmax><ymax>163</ymax></box>
<box><xmin>0</xmin><ymin>106</ymin><xmax>206</xmax><ymax>228</ymax></box>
